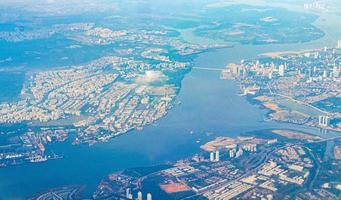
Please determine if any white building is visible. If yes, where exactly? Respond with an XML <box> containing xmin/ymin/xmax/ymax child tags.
<box><xmin>318</xmin><ymin>115</ymin><xmax>330</xmax><ymax>127</ymax></box>
<box><xmin>333</xmin><ymin>66</ymin><xmax>340</xmax><ymax>78</ymax></box>
<box><xmin>337</xmin><ymin>40</ymin><xmax>341</xmax><ymax>49</ymax></box>
<box><xmin>278</xmin><ymin>65</ymin><xmax>285</xmax><ymax>76</ymax></box>
<box><xmin>236</xmin><ymin>149</ymin><xmax>244</xmax><ymax>158</ymax></box>
<box><xmin>215</xmin><ymin>151</ymin><xmax>220</xmax><ymax>162</ymax></box>
<box><xmin>147</xmin><ymin>193</ymin><xmax>152</xmax><ymax>200</ymax></box>
<box><xmin>210</xmin><ymin>152</ymin><xmax>215</xmax><ymax>162</ymax></box>
<box><xmin>126</xmin><ymin>188</ymin><xmax>132</xmax><ymax>199</ymax></box>
<box><xmin>137</xmin><ymin>191</ymin><xmax>142</xmax><ymax>200</ymax></box>
<box><xmin>229</xmin><ymin>150</ymin><xmax>235</xmax><ymax>158</ymax></box>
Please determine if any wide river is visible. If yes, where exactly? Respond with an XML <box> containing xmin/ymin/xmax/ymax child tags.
<box><xmin>0</xmin><ymin>9</ymin><xmax>341</xmax><ymax>200</ymax></box>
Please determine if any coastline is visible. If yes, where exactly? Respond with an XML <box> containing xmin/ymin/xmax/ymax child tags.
<box><xmin>1</xmin><ymin>3</ymin><xmax>341</xmax><ymax>199</ymax></box>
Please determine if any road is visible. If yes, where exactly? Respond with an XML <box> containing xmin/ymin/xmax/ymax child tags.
<box><xmin>181</xmin><ymin>144</ymin><xmax>288</xmax><ymax>200</ymax></box>
<box><xmin>267</xmin><ymin>83</ymin><xmax>329</xmax><ymax>115</ymax></box>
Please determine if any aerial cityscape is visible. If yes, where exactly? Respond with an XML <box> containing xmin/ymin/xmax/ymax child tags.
<box><xmin>0</xmin><ymin>0</ymin><xmax>340</xmax><ymax>199</ymax></box>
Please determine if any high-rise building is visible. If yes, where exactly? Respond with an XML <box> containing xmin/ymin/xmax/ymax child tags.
<box><xmin>137</xmin><ymin>191</ymin><xmax>142</xmax><ymax>200</ymax></box>
<box><xmin>147</xmin><ymin>193</ymin><xmax>152</xmax><ymax>200</ymax></box>
<box><xmin>235</xmin><ymin>148</ymin><xmax>243</xmax><ymax>158</ymax></box>
<box><xmin>319</xmin><ymin>115</ymin><xmax>330</xmax><ymax>127</ymax></box>
<box><xmin>337</xmin><ymin>40</ymin><xmax>341</xmax><ymax>49</ymax></box>
<box><xmin>229</xmin><ymin>150</ymin><xmax>235</xmax><ymax>158</ymax></box>
<box><xmin>210</xmin><ymin>152</ymin><xmax>215</xmax><ymax>162</ymax></box>
<box><xmin>126</xmin><ymin>188</ymin><xmax>132</xmax><ymax>199</ymax></box>
<box><xmin>333</xmin><ymin>66</ymin><xmax>340</xmax><ymax>77</ymax></box>
<box><xmin>242</xmin><ymin>144</ymin><xmax>257</xmax><ymax>152</ymax></box>
<box><xmin>278</xmin><ymin>65</ymin><xmax>285</xmax><ymax>76</ymax></box>
<box><xmin>215</xmin><ymin>151</ymin><xmax>220</xmax><ymax>162</ymax></box>
<box><xmin>319</xmin><ymin>116</ymin><xmax>324</xmax><ymax>126</ymax></box>
<box><xmin>304</xmin><ymin>1</ymin><xmax>324</xmax><ymax>10</ymax></box>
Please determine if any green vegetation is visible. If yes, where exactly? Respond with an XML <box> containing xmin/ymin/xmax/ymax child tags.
<box><xmin>313</xmin><ymin>97</ymin><xmax>341</xmax><ymax>113</ymax></box>
<box><xmin>277</xmin><ymin>98</ymin><xmax>324</xmax><ymax>117</ymax></box>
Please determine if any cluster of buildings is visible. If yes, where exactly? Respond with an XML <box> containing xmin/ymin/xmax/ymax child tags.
<box><xmin>228</xmin><ymin>143</ymin><xmax>257</xmax><ymax>159</ymax></box>
<box><xmin>69</xmin><ymin>24</ymin><xmax>212</xmax><ymax>56</ymax></box>
<box><xmin>200</xmin><ymin>144</ymin><xmax>315</xmax><ymax>200</ymax></box>
<box><xmin>209</xmin><ymin>151</ymin><xmax>220</xmax><ymax>162</ymax></box>
<box><xmin>0</xmin><ymin>128</ymin><xmax>71</xmax><ymax>167</ymax></box>
<box><xmin>141</xmin><ymin>48</ymin><xmax>171</xmax><ymax>62</ymax></box>
<box><xmin>136</xmin><ymin>137</ymin><xmax>268</xmax><ymax>198</ymax></box>
<box><xmin>203</xmin><ymin>180</ymin><xmax>254</xmax><ymax>200</ymax></box>
<box><xmin>0</xmin><ymin>19</ymin><xmax>200</xmax><ymax>169</ymax></box>
<box><xmin>0</xmin><ymin>23</ymin><xmax>94</xmax><ymax>42</ymax></box>
<box><xmin>161</xmin><ymin>161</ymin><xmax>243</xmax><ymax>194</ymax></box>
<box><xmin>86</xmin><ymin>27</ymin><xmax>127</xmax><ymax>40</ymax></box>
<box><xmin>221</xmin><ymin>44</ymin><xmax>341</xmax><ymax>130</ymax></box>
<box><xmin>126</xmin><ymin>189</ymin><xmax>152</xmax><ymax>200</ymax></box>
<box><xmin>303</xmin><ymin>1</ymin><xmax>327</xmax><ymax>11</ymax></box>
<box><xmin>319</xmin><ymin>115</ymin><xmax>331</xmax><ymax>127</ymax></box>
<box><xmin>92</xmin><ymin>166</ymin><xmax>157</xmax><ymax>200</ymax></box>
<box><xmin>90</xmin><ymin>132</ymin><xmax>341</xmax><ymax>199</ymax></box>
<box><xmin>202</xmin><ymin>136</ymin><xmax>264</xmax><ymax>161</ymax></box>
<box><xmin>220</xmin><ymin>63</ymin><xmax>246</xmax><ymax>80</ymax></box>
<box><xmin>0</xmin><ymin>54</ymin><xmax>185</xmax><ymax>145</ymax></box>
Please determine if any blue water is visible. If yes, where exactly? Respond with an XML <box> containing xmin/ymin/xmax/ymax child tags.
<box><xmin>0</xmin><ymin>72</ymin><xmax>24</xmax><ymax>102</ymax></box>
<box><xmin>0</xmin><ymin>10</ymin><xmax>341</xmax><ymax>200</ymax></box>
<box><xmin>0</xmin><ymin>43</ymin><xmax>340</xmax><ymax>199</ymax></box>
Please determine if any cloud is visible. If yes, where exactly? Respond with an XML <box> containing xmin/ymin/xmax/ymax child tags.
<box><xmin>135</xmin><ymin>70</ymin><xmax>169</xmax><ymax>85</ymax></box>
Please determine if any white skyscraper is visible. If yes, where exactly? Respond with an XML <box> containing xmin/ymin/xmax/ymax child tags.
<box><xmin>126</xmin><ymin>188</ymin><xmax>132</xmax><ymax>199</ymax></box>
<box><xmin>278</xmin><ymin>65</ymin><xmax>285</xmax><ymax>76</ymax></box>
<box><xmin>229</xmin><ymin>150</ymin><xmax>235</xmax><ymax>158</ymax></box>
<box><xmin>147</xmin><ymin>193</ymin><xmax>152</xmax><ymax>200</ymax></box>
<box><xmin>235</xmin><ymin>148</ymin><xmax>243</xmax><ymax>158</ymax></box>
<box><xmin>210</xmin><ymin>152</ymin><xmax>215</xmax><ymax>162</ymax></box>
<box><xmin>137</xmin><ymin>191</ymin><xmax>142</xmax><ymax>200</ymax></box>
<box><xmin>333</xmin><ymin>66</ymin><xmax>340</xmax><ymax>78</ymax></box>
<box><xmin>337</xmin><ymin>40</ymin><xmax>341</xmax><ymax>49</ymax></box>
<box><xmin>319</xmin><ymin>115</ymin><xmax>330</xmax><ymax>127</ymax></box>
<box><xmin>215</xmin><ymin>151</ymin><xmax>220</xmax><ymax>162</ymax></box>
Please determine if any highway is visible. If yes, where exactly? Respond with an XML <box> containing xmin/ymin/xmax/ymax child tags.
<box><xmin>181</xmin><ymin>144</ymin><xmax>288</xmax><ymax>200</ymax></box>
<box><xmin>267</xmin><ymin>83</ymin><xmax>329</xmax><ymax>115</ymax></box>
<box><xmin>275</xmin><ymin>93</ymin><xmax>329</xmax><ymax>115</ymax></box>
